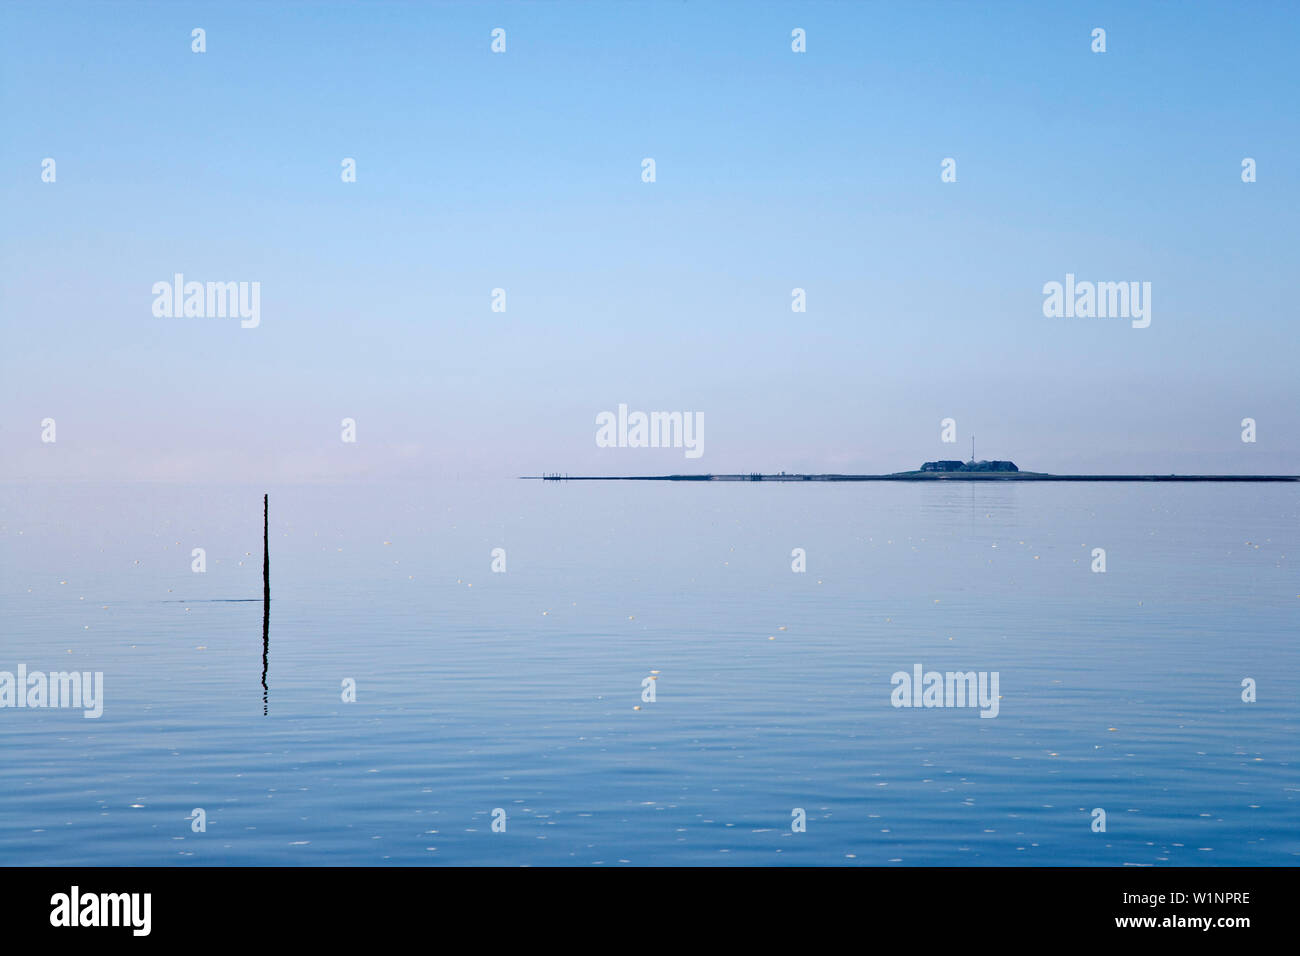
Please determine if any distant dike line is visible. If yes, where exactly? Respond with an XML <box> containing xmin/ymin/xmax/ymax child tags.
<box><xmin>524</xmin><ymin>473</ymin><xmax>1299</xmax><ymax>483</ymax></box>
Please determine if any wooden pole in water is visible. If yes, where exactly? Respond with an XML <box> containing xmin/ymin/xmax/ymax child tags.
<box><xmin>263</xmin><ymin>493</ymin><xmax>270</xmax><ymax>603</ymax></box>
<box><xmin>262</xmin><ymin>493</ymin><xmax>270</xmax><ymax>715</ymax></box>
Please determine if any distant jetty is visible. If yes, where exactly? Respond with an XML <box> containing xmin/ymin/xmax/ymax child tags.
<box><xmin>527</xmin><ymin>460</ymin><xmax>1298</xmax><ymax>482</ymax></box>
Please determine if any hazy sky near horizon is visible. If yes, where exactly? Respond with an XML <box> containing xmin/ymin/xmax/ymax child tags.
<box><xmin>2</xmin><ymin>0</ymin><xmax>1297</xmax><ymax>480</ymax></box>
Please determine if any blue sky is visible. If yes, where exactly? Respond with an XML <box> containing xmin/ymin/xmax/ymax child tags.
<box><xmin>2</xmin><ymin>0</ymin><xmax>1297</xmax><ymax>479</ymax></box>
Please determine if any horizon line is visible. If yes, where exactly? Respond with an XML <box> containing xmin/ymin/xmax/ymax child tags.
<box><xmin>521</xmin><ymin>472</ymin><xmax>1300</xmax><ymax>483</ymax></box>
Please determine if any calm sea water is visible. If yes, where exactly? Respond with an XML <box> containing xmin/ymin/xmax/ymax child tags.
<box><xmin>1</xmin><ymin>479</ymin><xmax>1296</xmax><ymax>866</ymax></box>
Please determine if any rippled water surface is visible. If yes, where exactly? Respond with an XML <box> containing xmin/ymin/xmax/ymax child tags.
<box><xmin>2</xmin><ymin>480</ymin><xmax>1296</xmax><ymax>865</ymax></box>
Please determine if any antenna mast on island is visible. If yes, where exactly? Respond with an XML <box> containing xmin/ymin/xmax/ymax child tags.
<box><xmin>970</xmin><ymin>436</ymin><xmax>975</xmax><ymax>464</ymax></box>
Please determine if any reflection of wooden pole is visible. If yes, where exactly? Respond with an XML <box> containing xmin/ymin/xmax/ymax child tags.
<box><xmin>262</xmin><ymin>590</ymin><xmax>270</xmax><ymax>716</ymax></box>
<box><xmin>263</xmin><ymin>494</ymin><xmax>270</xmax><ymax>603</ymax></box>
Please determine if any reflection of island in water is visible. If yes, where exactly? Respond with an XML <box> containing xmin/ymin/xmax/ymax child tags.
<box><xmin>531</xmin><ymin>459</ymin><xmax>1299</xmax><ymax>482</ymax></box>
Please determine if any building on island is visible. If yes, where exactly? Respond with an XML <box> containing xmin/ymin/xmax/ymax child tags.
<box><xmin>919</xmin><ymin>460</ymin><xmax>1019</xmax><ymax>473</ymax></box>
